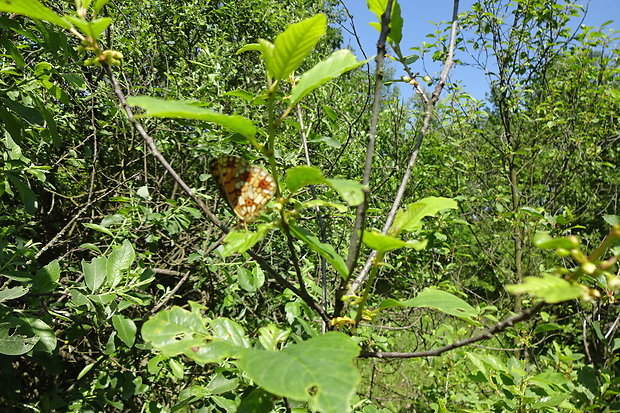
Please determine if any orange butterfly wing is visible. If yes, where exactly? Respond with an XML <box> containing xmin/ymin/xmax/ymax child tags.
<box><xmin>210</xmin><ymin>156</ymin><xmax>276</xmax><ymax>222</ymax></box>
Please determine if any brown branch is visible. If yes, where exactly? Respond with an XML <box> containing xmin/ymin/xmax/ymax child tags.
<box><xmin>359</xmin><ymin>301</ymin><xmax>545</xmax><ymax>359</ymax></box>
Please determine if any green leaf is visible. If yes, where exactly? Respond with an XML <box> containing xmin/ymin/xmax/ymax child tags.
<box><xmin>11</xmin><ymin>315</ymin><xmax>56</xmax><ymax>353</ymax></box>
<box><xmin>210</xmin><ymin>317</ymin><xmax>251</xmax><ymax>348</ymax></box>
<box><xmin>33</xmin><ymin>259</ymin><xmax>60</xmax><ymax>294</ymax></box>
<box><xmin>390</xmin><ymin>197</ymin><xmax>458</xmax><ymax>235</ymax></box>
<box><xmin>266</xmin><ymin>14</ymin><xmax>327</xmax><ymax>80</ymax></box>
<box><xmin>379</xmin><ymin>288</ymin><xmax>479</xmax><ymax>324</ymax></box>
<box><xmin>221</xmin><ymin>224</ymin><xmax>273</xmax><ymax>257</ymax></box>
<box><xmin>83</xmin><ymin>222</ymin><xmax>114</xmax><ymax>237</ymax></box>
<box><xmin>127</xmin><ymin>96</ymin><xmax>256</xmax><ymax>140</ymax></box>
<box><xmin>362</xmin><ymin>230</ymin><xmax>406</xmax><ymax>253</ymax></box>
<box><xmin>300</xmin><ymin>199</ymin><xmax>347</xmax><ymax>213</ymax></box>
<box><xmin>289</xmin><ymin>223</ymin><xmax>349</xmax><ymax>279</ymax></box>
<box><xmin>107</xmin><ymin>239</ymin><xmax>135</xmax><ymax>287</ymax></box>
<box><xmin>112</xmin><ymin>314</ymin><xmax>137</xmax><ymax>347</ymax></box>
<box><xmin>532</xmin><ymin>232</ymin><xmax>579</xmax><ymax>249</ymax></box>
<box><xmin>326</xmin><ymin>179</ymin><xmax>365</xmax><ymax>206</ymax></box>
<box><xmin>238</xmin><ymin>265</ymin><xmax>265</xmax><ymax>293</ymax></box>
<box><xmin>237</xmin><ymin>332</ymin><xmax>360</xmax><ymax>413</ymax></box>
<box><xmin>6</xmin><ymin>175</ymin><xmax>37</xmax><ymax>214</ymax></box>
<box><xmin>285</xmin><ymin>167</ymin><xmax>364</xmax><ymax>206</ymax></box>
<box><xmin>0</xmin><ymin>286</ymin><xmax>29</xmax><ymax>303</ymax></box>
<box><xmin>290</xmin><ymin>50</ymin><xmax>366</xmax><ymax>104</ymax></box>
<box><xmin>142</xmin><ymin>306</ymin><xmax>209</xmax><ymax>357</ymax></box>
<box><xmin>0</xmin><ymin>322</ymin><xmax>39</xmax><ymax>355</ymax></box>
<box><xmin>64</xmin><ymin>16</ymin><xmax>112</xmax><ymax>40</ymax></box>
<box><xmin>506</xmin><ymin>273</ymin><xmax>586</xmax><ymax>303</ymax></box>
<box><xmin>0</xmin><ymin>0</ymin><xmax>71</xmax><ymax>29</ymax></box>
<box><xmin>82</xmin><ymin>257</ymin><xmax>107</xmax><ymax>293</ymax></box>
<box><xmin>93</xmin><ymin>0</ymin><xmax>111</xmax><ymax>14</ymax></box>
<box><xmin>286</xmin><ymin>165</ymin><xmax>326</xmax><ymax>192</ymax></box>
<box><xmin>367</xmin><ymin>0</ymin><xmax>403</xmax><ymax>44</ymax></box>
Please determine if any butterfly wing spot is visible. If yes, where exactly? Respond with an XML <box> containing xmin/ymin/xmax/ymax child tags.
<box><xmin>210</xmin><ymin>156</ymin><xmax>276</xmax><ymax>222</ymax></box>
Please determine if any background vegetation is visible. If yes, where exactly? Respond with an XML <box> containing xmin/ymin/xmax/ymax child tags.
<box><xmin>0</xmin><ymin>0</ymin><xmax>618</xmax><ymax>411</ymax></box>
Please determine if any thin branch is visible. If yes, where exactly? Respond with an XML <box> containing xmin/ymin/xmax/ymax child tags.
<box><xmin>349</xmin><ymin>0</ymin><xmax>461</xmax><ymax>295</ymax></box>
<box><xmin>334</xmin><ymin>0</ymin><xmax>394</xmax><ymax>318</ymax></box>
<box><xmin>360</xmin><ymin>301</ymin><xmax>545</xmax><ymax>359</ymax></box>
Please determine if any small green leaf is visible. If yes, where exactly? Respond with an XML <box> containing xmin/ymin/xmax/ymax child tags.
<box><xmin>221</xmin><ymin>224</ymin><xmax>273</xmax><ymax>257</ymax></box>
<box><xmin>290</xmin><ymin>50</ymin><xmax>367</xmax><ymax>104</ymax></box>
<box><xmin>112</xmin><ymin>314</ymin><xmax>137</xmax><ymax>348</ymax></box>
<box><xmin>237</xmin><ymin>332</ymin><xmax>360</xmax><ymax>413</ymax></box>
<box><xmin>286</xmin><ymin>165</ymin><xmax>326</xmax><ymax>192</ymax></box>
<box><xmin>82</xmin><ymin>257</ymin><xmax>107</xmax><ymax>293</ymax></box>
<box><xmin>289</xmin><ymin>223</ymin><xmax>349</xmax><ymax>279</ymax></box>
<box><xmin>362</xmin><ymin>230</ymin><xmax>406</xmax><ymax>253</ymax></box>
<box><xmin>83</xmin><ymin>222</ymin><xmax>114</xmax><ymax>237</ymax></box>
<box><xmin>210</xmin><ymin>317</ymin><xmax>251</xmax><ymax>348</ymax></box>
<box><xmin>326</xmin><ymin>179</ymin><xmax>365</xmax><ymax>206</ymax></box>
<box><xmin>142</xmin><ymin>306</ymin><xmax>209</xmax><ymax>357</ymax></box>
<box><xmin>107</xmin><ymin>240</ymin><xmax>135</xmax><ymax>287</ymax></box>
<box><xmin>238</xmin><ymin>265</ymin><xmax>265</xmax><ymax>293</ymax></box>
<box><xmin>506</xmin><ymin>273</ymin><xmax>586</xmax><ymax>303</ymax></box>
<box><xmin>532</xmin><ymin>232</ymin><xmax>579</xmax><ymax>249</ymax></box>
<box><xmin>127</xmin><ymin>96</ymin><xmax>256</xmax><ymax>140</ymax></box>
<box><xmin>266</xmin><ymin>14</ymin><xmax>327</xmax><ymax>80</ymax></box>
<box><xmin>390</xmin><ymin>197</ymin><xmax>458</xmax><ymax>235</ymax></box>
<box><xmin>0</xmin><ymin>286</ymin><xmax>29</xmax><ymax>303</ymax></box>
<box><xmin>379</xmin><ymin>288</ymin><xmax>479</xmax><ymax>324</ymax></box>
<box><xmin>6</xmin><ymin>175</ymin><xmax>37</xmax><ymax>214</ymax></box>
<box><xmin>0</xmin><ymin>0</ymin><xmax>71</xmax><ymax>29</ymax></box>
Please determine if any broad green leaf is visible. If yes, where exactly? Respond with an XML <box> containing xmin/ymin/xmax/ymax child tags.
<box><xmin>237</xmin><ymin>332</ymin><xmax>360</xmax><ymax>413</ymax></box>
<box><xmin>127</xmin><ymin>96</ymin><xmax>256</xmax><ymax>140</ymax></box>
<box><xmin>210</xmin><ymin>317</ymin><xmax>251</xmax><ymax>348</ymax></box>
<box><xmin>286</xmin><ymin>165</ymin><xmax>326</xmax><ymax>192</ymax></box>
<box><xmin>11</xmin><ymin>315</ymin><xmax>56</xmax><ymax>353</ymax></box>
<box><xmin>33</xmin><ymin>259</ymin><xmax>60</xmax><ymax>294</ymax></box>
<box><xmin>185</xmin><ymin>340</ymin><xmax>243</xmax><ymax>364</ymax></box>
<box><xmin>0</xmin><ymin>0</ymin><xmax>71</xmax><ymax>29</ymax></box>
<box><xmin>379</xmin><ymin>288</ymin><xmax>479</xmax><ymax>324</ymax></box>
<box><xmin>286</xmin><ymin>167</ymin><xmax>364</xmax><ymax>206</ymax></box>
<box><xmin>289</xmin><ymin>224</ymin><xmax>348</xmax><ymax>279</ymax></box>
<box><xmin>107</xmin><ymin>239</ymin><xmax>135</xmax><ymax>287</ymax></box>
<box><xmin>290</xmin><ymin>50</ymin><xmax>366</xmax><ymax>104</ymax></box>
<box><xmin>362</xmin><ymin>230</ymin><xmax>406</xmax><ymax>253</ymax></box>
<box><xmin>112</xmin><ymin>314</ymin><xmax>137</xmax><ymax>347</ymax></box>
<box><xmin>82</xmin><ymin>256</ymin><xmax>107</xmax><ymax>293</ymax></box>
<box><xmin>326</xmin><ymin>178</ymin><xmax>364</xmax><ymax>206</ymax></box>
<box><xmin>142</xmin><ymin>306</ymin><xmax>209</xmax><ymax>357</ymax></box>
<box><xmin>64</xmin><ymin>16</ymin><xmax>112</xmax><ymax>40</ymax></box>
<box><xmin>238</xmin><ymin>266</ymin><xmax>265</xmax><ymax>293</ymax></box>
<box><xmin>0</xmin><ymin>323</ymin><xmax>39</xmax><ymax>355</ymax></box>
<box><xmin>367</xmin><ymin>0</ymin><xmax>403</xmax><ymax>44</ymax></box>
<box><xmin>506</xmin><ymin>273</ymin><xmax>586</xmax><ymax>303</ymax></box>
<box><xmin>390</xmin><ymin>197</ymin><xmax>458</xmax><ymax>235</ymax></box>
<box><xmin>93</xmin><ymin>0</ymin><xmax>110</xmax><ymax>14</ymax></box>
<box><xmin>0</xmin><ymin>286</ymin><xmax>29</xmax><ymax>303</ymax></box>
<box><xmin>221</xmin><ymin>224</ymin><xmax>273</xmax><ymax>257</ymax></box>
<box><xmin>267</xmin><ymin>14</ymin><xmax>327</xmax><ymax>80</ymax></box>
<box><xmin>532</xmin><ymin>232</ymin><xmax>579</xmax><ymax>249</ymax></box>
<box><xmin>83</xmin><ymin>222</ymin><xmax>114</xmax><ymax>236</ymax></box>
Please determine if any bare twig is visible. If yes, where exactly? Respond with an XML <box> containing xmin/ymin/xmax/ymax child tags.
<box><xmin>360</xmin><ymin>301</ymin><xmax>545</xmax><ymax>359</ymax></box>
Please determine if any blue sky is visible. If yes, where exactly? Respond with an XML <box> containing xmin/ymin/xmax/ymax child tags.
<box><xmin>340</xmin><ymin>0</ymin><xmax>619</xmax><ymax>100</ymax></box>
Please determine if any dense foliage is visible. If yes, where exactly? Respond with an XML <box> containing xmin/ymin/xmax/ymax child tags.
<box><xmin>1</xmin><ymin>0</ymin><xmax>618</xmax><ymax>411</ymax></box>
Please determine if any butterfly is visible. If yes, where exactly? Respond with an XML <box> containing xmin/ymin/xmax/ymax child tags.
<box><xmin>210</xmin><ymin>155</ymin><xmax>276</xmax><ymax>222</ymax></box>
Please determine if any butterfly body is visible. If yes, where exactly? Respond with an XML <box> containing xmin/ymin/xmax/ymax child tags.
<box><xmin>210</xmin><ymin>155</ymin><xmax>276</xmax><ymax>222</ymax></box>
